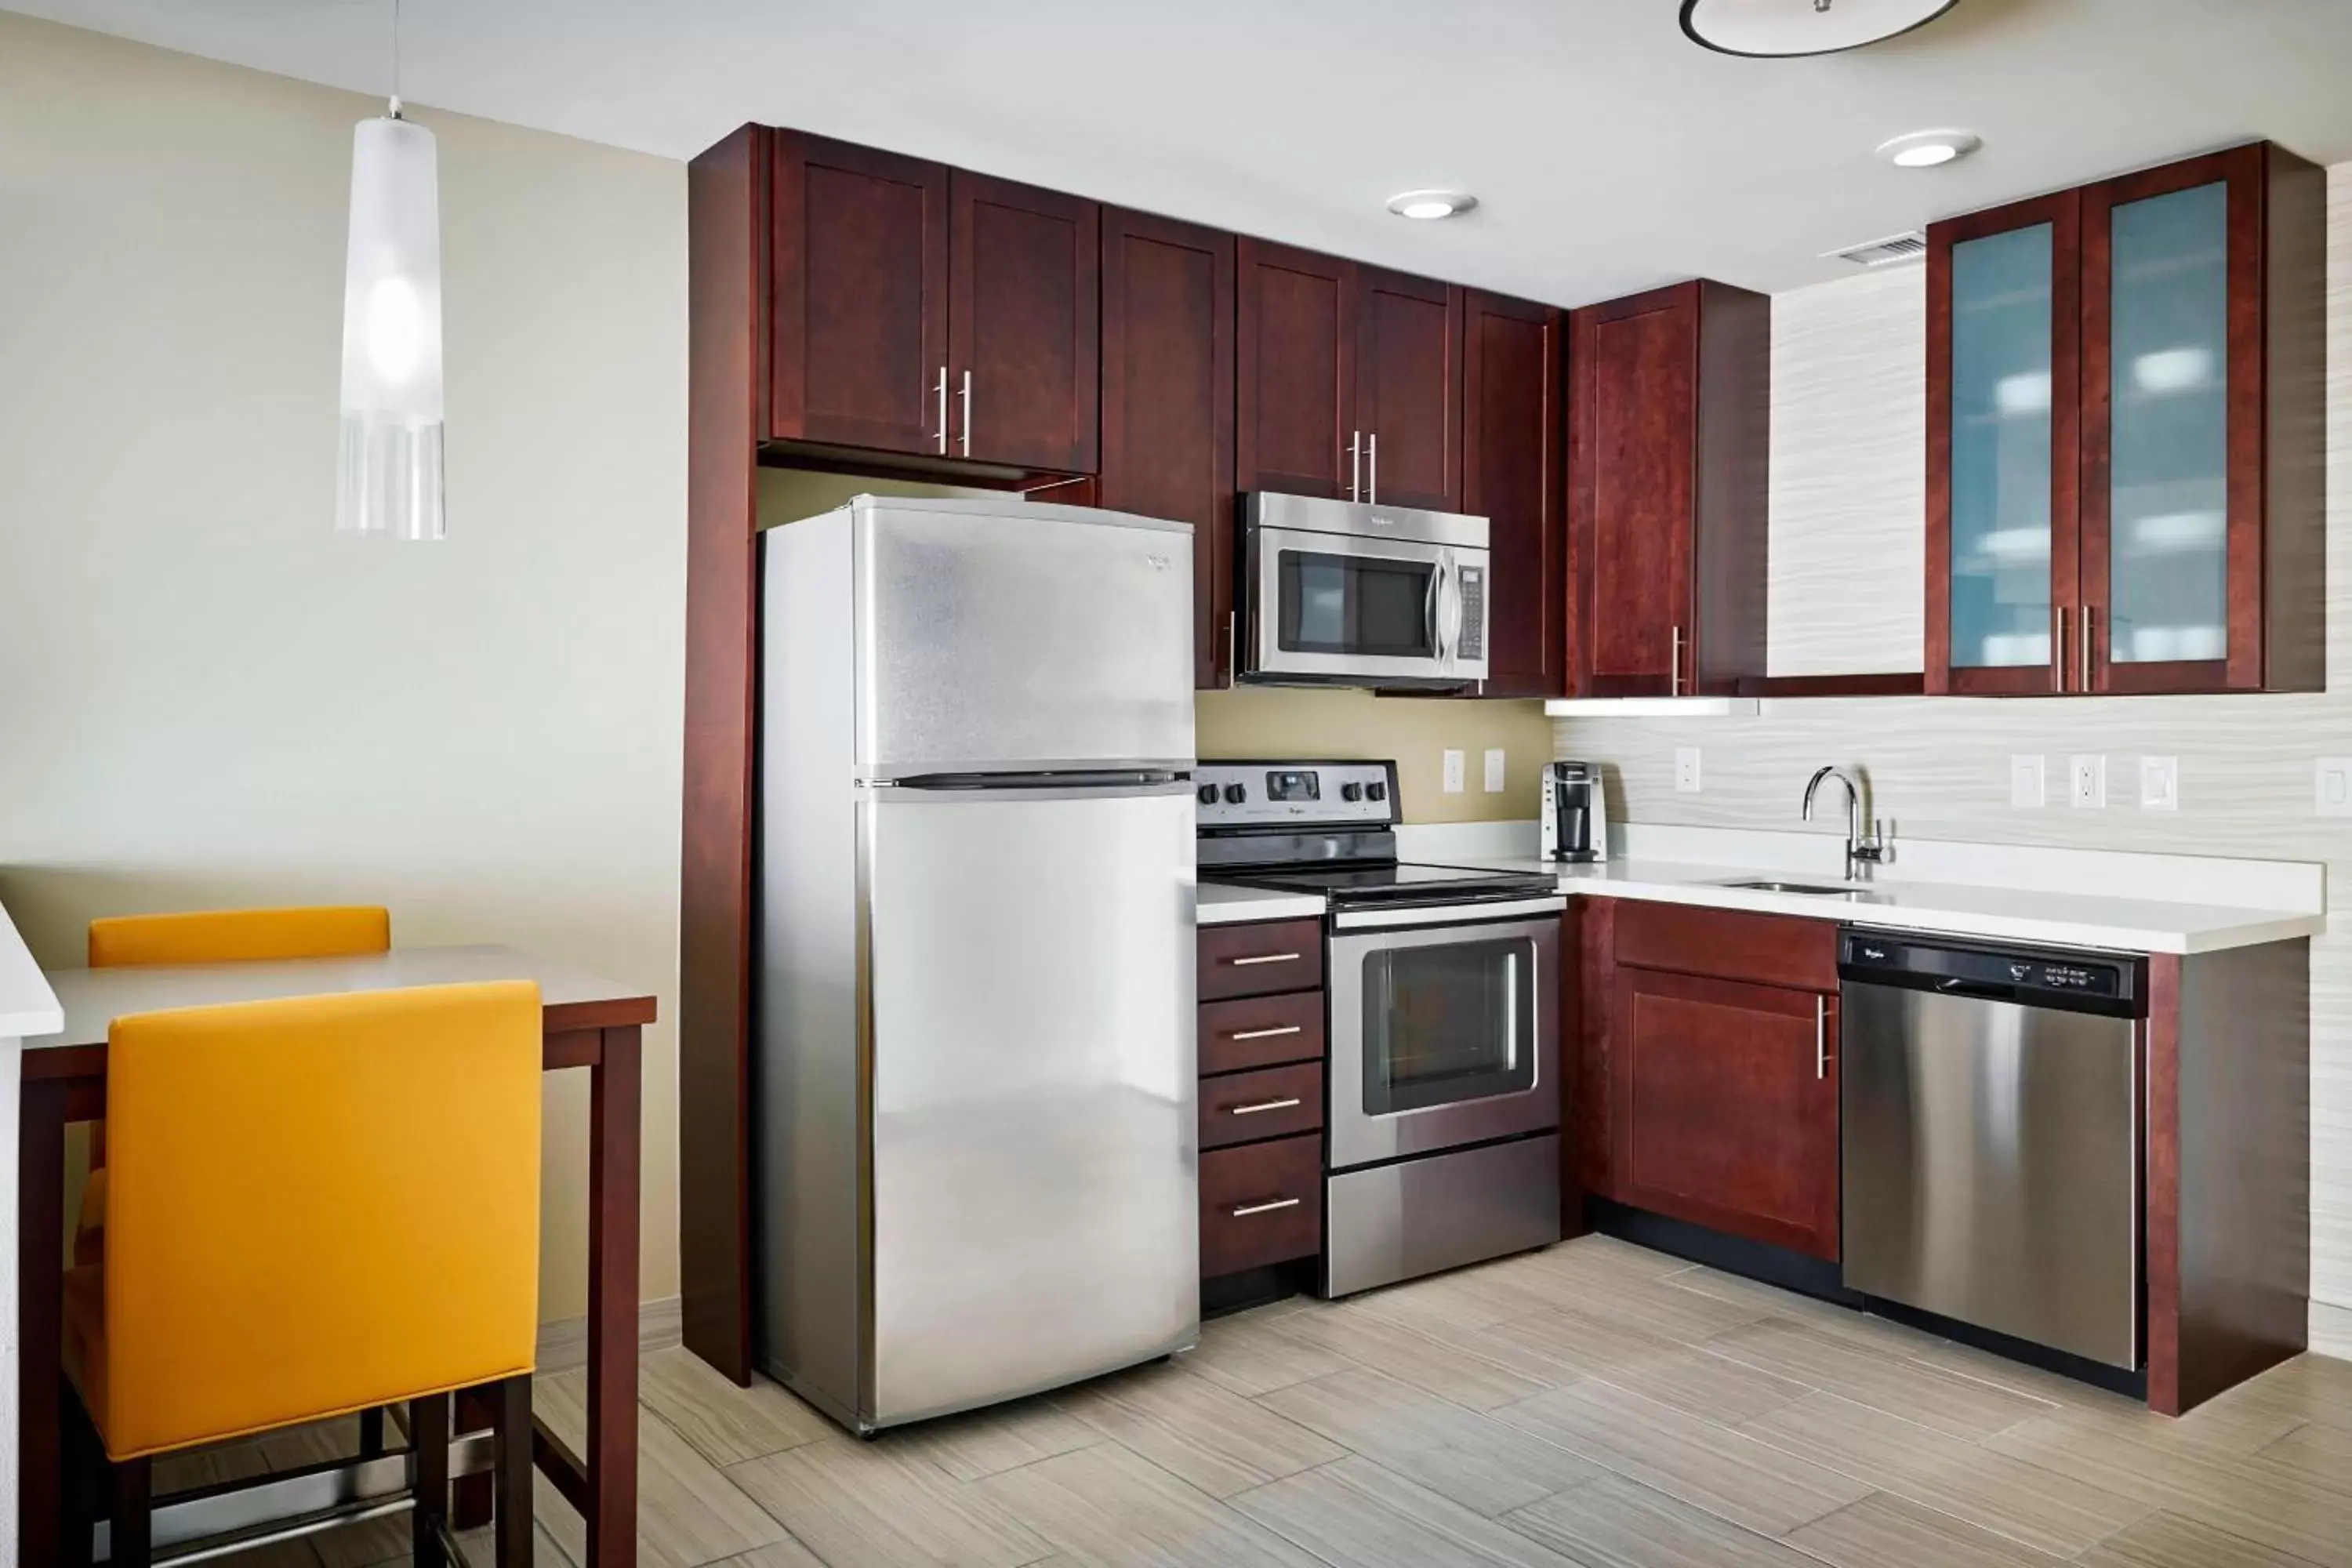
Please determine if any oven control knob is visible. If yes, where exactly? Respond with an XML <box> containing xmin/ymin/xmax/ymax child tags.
<box><xmin>1197</xmin><ymin>784</ymin><xmax>1218</xmax><ymax>805</ymax></box>
<box><xmin>1222</xmin><ymin>783</ymin><xmax>1247</xmax><ymax>804</ymax></box>
<box><xmin>1340</xmin><ymin>782</ymin><xmax>1363</xmax><ymax>802</ymax></box>
<box><xmin>1366</xmin><ymin>780</ymin><xmax>1388</xmax><ymax>802</ymax></box>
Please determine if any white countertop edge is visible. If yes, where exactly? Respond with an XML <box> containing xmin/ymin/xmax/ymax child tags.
<box><xmin>0</xmin><ymin>898</ymin><xmax>64</xmax><ymax>1038</ymax></box>
<box><xmin>1196</xmin><ymin>886</ymin><xmax>1327</xmax><ymax>926</ymax></box>
<box><xmin>1567</xmin><ymin>878</ymin><xmax>2325</xmax><ymax>956</ymax></box>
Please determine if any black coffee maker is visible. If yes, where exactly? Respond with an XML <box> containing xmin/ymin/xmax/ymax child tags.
<box><xmin>1541</xmin><ymin>760</ymin><xmax>1610</xmax><ymax>862</ymax></box>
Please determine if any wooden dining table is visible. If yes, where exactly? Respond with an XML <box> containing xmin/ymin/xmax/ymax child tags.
<box><xmin>20</xmin><ymin>945</ymin><xmax>652</xmax><ymax>1568</ymax></box>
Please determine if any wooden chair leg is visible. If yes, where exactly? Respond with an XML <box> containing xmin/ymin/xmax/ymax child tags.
<box><xmin>60</xmin><ymin>1375</ymin><xmax>95</xmax><ymax>1568</ymax></box>
<box><xmin>493</xmin><ymin>1374</ymin><xmax>534</xmax><ymax>1568</ymax></box>
<box><xmin>412</xmin><ymin>1391</ymin><xmax>450</xmax><ymax>1568</ymax></box>
<box><xmin>452</xmin><ymin>1386</ymin><xmax>495</xmax><ymax>1530</ymax></box>
<box><xmin>359</xmin><ymin>1406</ymin><xmax>386</xmax><ymax>1457</ymax></box>
<box><xmin>112</xmin><ymin>1454</ymin><xmax>151</xmax><ymax>1568</ymax></box>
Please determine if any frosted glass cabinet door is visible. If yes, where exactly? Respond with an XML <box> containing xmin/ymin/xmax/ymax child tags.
<box><xmin>1928</xmin><ymin>191</ymin><xmax>2078</xmax><ymax>695</ymax></box>
<box><xmin>2101</xmin><ymin>180</ymin><xmax>2229</xmax><ymax>673</ymax></box>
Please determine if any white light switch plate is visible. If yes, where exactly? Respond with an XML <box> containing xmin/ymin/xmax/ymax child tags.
<box><xmin>2317</xmin><ymin>758</ymin><xmax>2352</xmax><ymax>816</ymax></box>
<box><xmin>1674</xmin><ymin>747</ymin><xmax>1702</xmax><ymax>794</ymax></box>
<box><xmin>2139</xmin><ymin>756</ymin><xmax>2179</xmax><ymax>811</ymax></box>
<box><xmin>1483</xmin><ymin>748</ymin><xmax>1506</xmax><ymax>792</ymax></box>
<box><xmin>1442</xmin><ymin>749</ymin><xmax>1465</xmax><ymax>793</ymax></box>
<box><xmin>2069</xmin><ymin>753</ymin><xmax>2107</xmax><ymax>809</ymax></box>
<box><xmin>2009</xmin><ymin>754</ymin><xmax>2046</xmax><ymax>808</ymax></box>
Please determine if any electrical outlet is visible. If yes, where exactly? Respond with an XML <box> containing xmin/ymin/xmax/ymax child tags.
<box><xmin>1483</xmin><ymin>748</ymin><xmax>1506</xmax><ymax>793</ymax></box>
<box><xmin>2009</xmin><ymin>754</ymin><xmax>2046</xmax><ymax>808</ymax></box>
<box><xmin>1674</xmin><ymin>747</ymin><xmax>1702</xmax><ymax>794</ymax></box>
<box><xmin>2069</xmin><ymin>753</ymin><xmax>2107</xmax><ymax>809</ymax></box>
<box><xmin>2139</xmin><ymin>756</ymin><xmax>2179</xmax><ymax>811</ymax></box>
<box><xmin>1442</xmin><ymin>749</ymin><xmax>1465</xmax><ymax>793</ymax></box>
<box><xmin>2316</xmin><ymin>758</ymin><xmax>2352</xmax><ymax>817</ymax></box>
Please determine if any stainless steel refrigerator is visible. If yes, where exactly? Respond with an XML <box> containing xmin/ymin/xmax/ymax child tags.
<box><xmin>756</xmin><ymin>495</ymin><xmax>1199</xmax><ymax>1433</ymax></box>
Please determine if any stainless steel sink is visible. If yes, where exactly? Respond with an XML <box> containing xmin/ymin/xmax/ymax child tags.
<box><xmin>1712</xmin><ymin>878</ymin><xmax>1867</xmax><ymax>898</ymax></box>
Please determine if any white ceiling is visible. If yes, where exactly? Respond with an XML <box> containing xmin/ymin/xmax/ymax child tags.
<box><xmin>12</xmin><ymin>0</ymin><xmax>2352</xmax><ymax>305</ymax></box>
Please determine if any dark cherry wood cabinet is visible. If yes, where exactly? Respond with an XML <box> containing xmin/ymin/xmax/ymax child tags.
<box><xmin>1099</xmin><ymin>209</ymin><xmax>1236</xmax><ymax>688</ymax></box>
<box><xmin>1928</xmin><ymin>141</ymin><xmax>2322</xmax><ymax>696</ymax></box>
<box><xmin>1200</xmin><ymin>1136</ymin><xmax>1322</xmax><ymax>1277</ymax></box>
<box><xmin>949</xmin><ymin>172</ymin><xmax>1099</xmax><ymax>472</ymax></box>
<box><xmin>1354</xmin><ymin>266</ymin><xmax>1464</xmax><ymax>510</ymax></box>
<box><xmin>1611</xmin><ymin>966</ymin><xmax>1840</xmax><ymax>1261</ymax></box>
<box><xmin>1237</xmin><ymin>241</ymin><xmax>1465</xmax><ymax>510</ymax></box>
<box><xmin>1568</xmin><ymin>280</ymin><xmax>1769</xmax><ymax>697</ymax></box>
<box><xmin>1463</xmin><ymin>290</ymin><xmax>1565</xmax><ymax>697</ymax></box>
<box><xmin>1197</xmin><ymin>917</ymin><xmax>1324</xmax><ymax>1000</ymax></box>
<box><xmin>768</xmin><ymin>131</ymin><xmax>949</xmax><ymax>456</ymax></box>
<box><xmin>1195</xmin><ymin>920</ymin><xmax>1327</xmax><ymax>1287</ymax></box>
<box><xmin>1237</xmin><ymin>239</ymin><xmax>1356</xmax><ymax>501</ymax></box>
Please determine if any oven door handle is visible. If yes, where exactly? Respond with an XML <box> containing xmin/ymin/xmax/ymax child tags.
<box><xmin>1330</xmin><ymin>895</ymin><xmax>1567</xmax><ymax>930</ymax></box>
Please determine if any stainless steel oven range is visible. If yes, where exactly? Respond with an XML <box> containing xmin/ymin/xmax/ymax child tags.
<box><xmin>1198</xmin><ymin>759</ymin><xmax>1565</xmax><ymax>1296</ymax></box>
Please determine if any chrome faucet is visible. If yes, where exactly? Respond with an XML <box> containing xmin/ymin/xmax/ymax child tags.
<box><xmin>1803</xmin><ymin>766</ymin><xmax>1890</xmax><ymax>882</ymax></box>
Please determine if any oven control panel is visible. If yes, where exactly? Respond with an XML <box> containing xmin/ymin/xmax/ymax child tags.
<box><xmin>1195</xmin><ymin>760</ymin><xmax>1399</xmax><ymax>830</ymax></box>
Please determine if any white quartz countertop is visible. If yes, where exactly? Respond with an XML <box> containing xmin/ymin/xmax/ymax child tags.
<box><xmin>1197</xmin><ymin>884</ymin><xmax>1327</xmax><ymax>925</ymax></box>
<box><xmin>0</xmin><ymin>895</ymin><xmax>64</xmax><ymax>1038</ymax></box>
<box><xmin>1448</xmin><ymin>855</ymin><xmax>2323</xmax><ymax>956</ymax></box>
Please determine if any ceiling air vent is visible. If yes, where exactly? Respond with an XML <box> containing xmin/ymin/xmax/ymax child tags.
<box><xmin>1825</xmin><ymin>230</ymin><xmax>1927</xmax><ymax>267</ymax></box>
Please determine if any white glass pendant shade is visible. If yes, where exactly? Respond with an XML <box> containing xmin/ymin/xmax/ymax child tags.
<box><xmin>1680</xmin><ymin>0</ymin><xmax>1959</xmax><ymax>58</ymax></box>
<box><xmin>337</xmin><ymin>114</ymin><xmax>445</xmax><ymax>539</ymax></box>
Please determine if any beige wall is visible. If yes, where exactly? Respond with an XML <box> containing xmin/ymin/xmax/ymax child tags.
<box><xmin>0</xmin><ymin>15</ymin><xmax>688</xmax><ymax>1323</ymax></box>
<box><xmin>1199</xmin><ymin>688</ymin><xmax>1552</xmax><ymax>822</ymax></box>
<box><xmin>1553</xmin><ymin>166</ymin><xmax>2352</xmax><ymax>1337</ymax></box>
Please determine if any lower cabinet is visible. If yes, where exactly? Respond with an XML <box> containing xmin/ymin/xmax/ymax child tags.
<box><xmin>1611</xmin><ymin>964</ymin><xmax>1840</xmax><ymax>1261</ymax></box>
<box><xmin>1196</xmin><ymin>920</ymin><xmax>1327</xmax><ymax>1283</ymax></box>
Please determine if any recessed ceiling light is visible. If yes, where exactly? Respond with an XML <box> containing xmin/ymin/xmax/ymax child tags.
<box><xmin>1876</xmin><ymin>128</ymin><xmax>1982</xmax><ymax>168</ymax></box>
<box><xmin>1681</xmin><ymin>0</ymin><xmax>1960</xmax><ymax>58</ymax></box>
<box><xmin>1387</xmin><ymin>190</ymin><xmax>1476</xmax><ymax>221</ymax></box>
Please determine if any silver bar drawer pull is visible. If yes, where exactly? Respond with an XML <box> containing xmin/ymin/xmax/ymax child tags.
<box><xmin>1229</xmin><ymin>1024</ymin><xmax>1304</xmax><ymax>1041</ymax></box>
<box><xmin>1227</xmin><ymin>952</ymin><xmax>1301</xmax><ymax>967</ymax></box>
<box><xmin>1228</xmin><ymin>1098</ymin><xmax>1303</xmax><ymax>1116</ymax></box>
<box><xmin>1230</xmin><ymin>1197</ymin><xmax>1302</xmax><ymax>1218</ymax></box>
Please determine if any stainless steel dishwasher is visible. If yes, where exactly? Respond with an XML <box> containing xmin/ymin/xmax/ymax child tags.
<box><xmin>1839</xmin><ymin>928</ymin><xmax>2147</xmax><ymax>1370</ymax></box>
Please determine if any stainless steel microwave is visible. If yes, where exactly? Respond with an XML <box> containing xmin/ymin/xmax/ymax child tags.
<box><xmin>1240</xmin><ymin>492</ymin><xmax>1490</xmax><ymax>688</ymax></box>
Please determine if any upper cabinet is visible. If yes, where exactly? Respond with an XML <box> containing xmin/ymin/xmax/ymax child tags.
<box><xmin>1237</xmin><ymin>241</ymin><xmax>1464</xmax><ymax>510</ymax></box>
<box><xmin>768</xmin><ymin>133</ymin><xmax>1100</xmax><ymax>474</ymax></box>
<box><xmin>1567</xmin><ymin>280</ymin><xmax>1769</xmax><ymax>698</ymax></box>
<box><xmin>1099</xmin><ymin>209</ymin><xmax>1236</xmax><ymax>689</ymax></box>
<box><xmin>1462</xmin><ymin>290</ymin><xmax>1565</xmax><ymax>698</ymax></box>
<box><xmin>1929</xmin><ymin>142</ymin><xmax>2323</xmax><ymax>695</ymax></box>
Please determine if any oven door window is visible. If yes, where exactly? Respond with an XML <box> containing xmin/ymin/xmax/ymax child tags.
<box><xmin>1361</xmin><ymin>935</ymin><xmax>1537</xmax><ymax>1115</ymax></box>
<box><xmin>1278</xmin><ymin>550</ymin><xmax>1438</xmax><ymax>659</ymax></box>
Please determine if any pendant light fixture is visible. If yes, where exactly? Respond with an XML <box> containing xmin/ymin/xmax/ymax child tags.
<box><xmin>336</xmin><ymin>0</ymin><xmax>445</xmax><ymax>539</ymax></box>
<box><xmin>1679</xmin><ymin>0</ymin><xmax>1960</xmax><ymax>59</ymax></box>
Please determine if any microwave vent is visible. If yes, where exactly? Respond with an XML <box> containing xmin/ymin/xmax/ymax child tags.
<box><xmin>1825</xmin><ymin>230</ymin><xmax>1927</xmax><ymax>267</ymax></box>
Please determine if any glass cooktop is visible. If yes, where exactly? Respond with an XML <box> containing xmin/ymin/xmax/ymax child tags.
<box><xmin>1210</xmin><ymin>860</ymin><xmax>1559</xmax><ymax>907</ymax></box>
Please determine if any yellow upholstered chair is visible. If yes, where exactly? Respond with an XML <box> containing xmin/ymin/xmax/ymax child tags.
<box><xmin>77</xmin><ymin>907</ymin><xmax>392</xmax><ymax>1265</ymax></box>
<box><xmin>63</xmin><ymin>981</ymin><xmax>541</xmax><ymax>1566</ymax></box>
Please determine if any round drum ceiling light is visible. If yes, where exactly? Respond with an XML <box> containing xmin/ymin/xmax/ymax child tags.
<box><xmin>1875</xmin><ymin>128</ymin><xmax>1981</xmax><ymax>168</ymax></box>
<box><xmin>1680</xmin><ymin>0</ymin><xmax>1961</xmax><ymax>58</ymax></box>
<box><xmin>1387</xmin><ymin>190</ymin><xmax>1477</xmax><ymax>221</ymax></box>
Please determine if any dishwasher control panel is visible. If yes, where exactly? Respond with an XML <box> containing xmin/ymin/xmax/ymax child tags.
<box><xmin>1840</xmin><ymin>929</ymin><xmax>2142</xmax><ymax>1015</ymax></box>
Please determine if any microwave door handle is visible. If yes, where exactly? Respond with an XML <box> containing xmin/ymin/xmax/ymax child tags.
<box><xmin>1424</xmin><ymin>558</ymin><xmax>1443</xmax><ymax>661</ymax></box>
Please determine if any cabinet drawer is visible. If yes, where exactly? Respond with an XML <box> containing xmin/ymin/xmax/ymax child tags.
<box><xmin>1200</xmin><ymin>1062</ymin><xmax>1323</xmax><ymax>1149</ymax></box>
<box><xmin>1200</xmin><ymin>992</ymin><xmax>1325</xmax><ymax>1076</ymax></box>
<box><xmin>1197</xmin><ymin>919</ymin><xmax>1324</xmax><ymax>1000</ymax></box>
<box><xmin>1200</xmin><ymin>1134</ymin><xmax>1322</xmax><ymax>1276</ymax></box>
<box><xmin>1613</xmin><ymin>900</ymin><xmax>1838</xmax><ymax>993</ymax></box>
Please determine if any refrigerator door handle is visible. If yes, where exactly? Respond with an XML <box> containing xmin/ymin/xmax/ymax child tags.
<box><xmin>880</xmin><ymin>770</ymin><xmax>1191</xmax><ymax>797</ymax></box>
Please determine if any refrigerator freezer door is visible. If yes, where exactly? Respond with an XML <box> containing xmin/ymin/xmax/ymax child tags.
<box><xmin>856</xmin><ymin>499</ymin><xmax>1195</xmax><ymax>775</ymax></box>
<box><xmin>864</xmin><ymin>780</ymin><xmax>1199</xmax><ymax>1423</ymax></box>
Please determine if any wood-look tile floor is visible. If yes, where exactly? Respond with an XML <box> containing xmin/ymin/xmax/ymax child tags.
<box><xmin>181</xmin><ymin>1236</ymin><xmax>2352</xmax><ymax>1567</ymax></box>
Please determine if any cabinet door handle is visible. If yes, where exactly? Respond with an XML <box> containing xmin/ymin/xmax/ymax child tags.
<box><xmin>1367</xmin><ymin>431</ymin><xmax>1378</xmax><ymax>504</ymax></box>
<box><xmin>959</xmin><ymin>369</ymin><xmax>973</xmax><ymax>456</ymax></box>
<box><xmin>1231</xmin><ymin>1197</ymin><xmax>1302</xmax><ymax>1218</ymax></box>
<box><xmin>1229</xmin><ymin>1024</ymin><xmax>1304</xmax><ymax>1041</ymax></box>
<box><xmin>1226</xmin><ymin>611</ymin><xmax>1238</xmax><ymax>688</ymax></box>
<box><xmin>1348</xmin><ymin>430</ymin><xmax>1363</xmax><ymax>501</ymax></box>
<box><xmin>1229</xmin><ymin>1097</ymin><xmax>1303</xmax><ymax>1116</ymax></box>
<box><xmin>1226</xmin><ymin>952</ymin><xmax>1302</xmax><ymax>967</ymax></box>
<box><xmin>1670</xmin><ymin>625</ymin><xmax>1684</xmax><ymax>696</ymax></box>
<box><xmin>2081</xmin><ymin>604</ymin><xmax>2094</xmax><ymax>690</ymax></box>
<box><xmin>2053</xmin><ymin>604</ymin><xmax>2067</xmax><ymax>691</ymax></box>
<box><xmin>934</xmin><ymin>366</ymin><xmax>949</xmax><ymax>456</ymax></box>
<box><xmin>1815</xmin><ymin>995</ymin><xmax>1828</xmax><ymax>1080</ymax></box>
